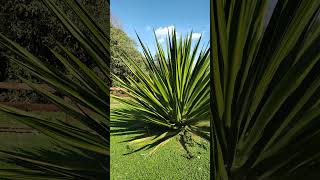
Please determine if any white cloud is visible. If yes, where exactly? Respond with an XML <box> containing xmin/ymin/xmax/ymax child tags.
<box><xmin>155</xmin><ymin>25</ymin><xmax>175</xmax><ymax>37</ymax></box>
<box><xmin>154</xmin><ymin>26</ymin><xmax>202</xmax><ymax>43</ymax></box>
<box><xmin>154</xmin><ymin>25</ymin><xmax>175</xmax><ymax>43</ymax></box>
<box><xmin>192</xmin><ymin>33</ymin><xmax>202</xmax><ymax>40</ymax></box>
<box><xmin>158</xmin><ymin>38</ymin><xmax>165</xmax><ymax>43</ymax></box>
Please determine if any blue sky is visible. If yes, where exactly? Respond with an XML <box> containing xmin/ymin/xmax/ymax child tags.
<box><xmin>110</xmin><ymin>0</ymin><xmax>210</xmax><ymax>55</ymax></box>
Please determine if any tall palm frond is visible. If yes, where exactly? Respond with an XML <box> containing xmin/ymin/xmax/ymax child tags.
<box><xmin>210</xmin><ymin>0</ymin><xmax>320</xmax><ymax>179</ymax></box>
<box><xmin>112</xmin><ymin>30</ymin><xmax>210</xmax><ymax>155</ymax></box>
<box><xmin>0</xmin><ymin>0</ymin><xmax>109</xmax><ymax>179</ymax></box>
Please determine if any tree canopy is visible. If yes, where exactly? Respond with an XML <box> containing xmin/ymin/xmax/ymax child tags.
<box><xmin>110</xmin><ymin>25</ymin><xmax>145</xmax><ymax>86</ymax></box>
<box><xmin>0</xmin><ymin>0</ymin><xmax>143</xmax><ymax>87</ymax></box>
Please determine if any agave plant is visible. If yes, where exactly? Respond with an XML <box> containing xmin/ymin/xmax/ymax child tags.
<box><xmin>210</xmin><ymin>0</ymin><xmax>320</xmax><ymax>179</ymax></box>
<box><xmin>112</xmin><ymin>30</ymin><xmax>210</xmax><ymax>155</ymax></box>
<box><xmin>0</xmin><ymin>0</ymin><xmax>109</xmax><ymax>179</ymax></box>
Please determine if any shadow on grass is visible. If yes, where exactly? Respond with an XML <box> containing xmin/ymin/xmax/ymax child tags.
<box><xmin>111</xmin><ymin>107</ymin><xmax>209</xmax><ymax>156</ymax></box>
<box><xmin>0</xmin><ymin>142</ymin><xmax>108</xmax><ymax>179</ymax></box>
<box><xmin>111</xmin><ymin>108</ymin><xmax>170</xmax><ymax>137</ymax></box>
<box><xmin>111</xmin><ymin>108</ymin><xmax>181</xmax><ymax>154</ymax></box>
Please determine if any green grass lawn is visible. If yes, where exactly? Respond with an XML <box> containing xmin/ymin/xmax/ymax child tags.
<box><xmin>0</xmin><ymin>98</ymin><xmax>210</xmax><ymax>179</ymax></box>
<box><xmin>0</xmin><ymin>133</ymin><xmax>55</xmax><ymax>168</ymax></box>
<box><xmin>110</xmin><ymin>97</ymin><xmax>210</xmax><ymax>180</ymax></box>
<box><xmin>0</xmin><ymin>112</ymin><xmax>63</xmax><ymax>168</ymax></box>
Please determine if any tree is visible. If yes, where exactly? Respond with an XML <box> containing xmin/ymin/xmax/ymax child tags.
<box><xmin>0</xmin><ymin>0</ymin><xmax>109</xmax><ymax>81</ymax></box>
<box><xmin>110</xmin><ymin>25</ymin><xmax>145</xmax><ymax>86</ymax></box>
<box><xmin>0</xmin><ymin>0</ymin><xmax>111</xmax><ymax>102</ymax></box>
<box><xmin>0</xmin><ymin>0</ymin><xmax>142</xmax><ymax>88</ymax></box>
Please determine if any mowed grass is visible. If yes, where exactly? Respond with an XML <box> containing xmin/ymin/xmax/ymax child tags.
<box><xmin>0</xmin><ymin>112</ymin><xmax>65</xmax><ymax>168</ymax></box>
<box><xmin>0</xmin><ymin>133</ymin><xmax>56</xmax><ymax>168</ymax></box>
<box><xmin>0</xmin><ymin>99</ymin><xmax>210</xmax><ymax>179</ymax></box>
<box><xmin>110</xmin><ymin>97</ymin><xmax>210</xmax><ymax>180</ymax></box>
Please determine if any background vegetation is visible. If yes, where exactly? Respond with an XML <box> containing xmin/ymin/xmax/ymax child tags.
<box><xmin>0</xmin><ymin>0</ymin><xmax>110</xmax><ymax>178</ymax></box>
<box><xmin>0</xmin><ymin>0</ymin><xmax>143</xmax><ymax>101</ymax></box>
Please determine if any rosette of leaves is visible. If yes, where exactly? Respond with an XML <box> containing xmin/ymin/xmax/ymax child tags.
<box><xmin>210</xmin><ymin>0</ymin><xmax>320</xmax><ymax>179</ymax></box>
<box><xmin>112</xmin><ymin>30</ymin><xmax>210</xmax><ymax>155</ymax></box>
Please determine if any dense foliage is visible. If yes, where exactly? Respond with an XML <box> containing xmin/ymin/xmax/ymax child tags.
<box><xmin>0</xmin><ymin>0</ymin><xmax>104</xmax><ymax>74</ymax></box>
<box><xmin>0</xmin><ymin>0</ymin><xmax>142</xmax><ymax>96</ymax></box>
<box><xmin>0</xmin><ymin>0</ymin><xmax>109</xmax><ymax>179</ymax></box>
<box><xmin>112</xmin><ymin>31</ymin><xmax>210</xmax><ymax>155</ymax></box>
<box><xmin>210</xmin><ymin>0</ymin><xmax>320</xmax><ymax>179</ymax></box>
<box><xmin>110</xmin><ymin>26</ymin><xmax>145</xmax><ymax>86</ymax></box>
<box><xmin>0</xmin><ymin>0</ymin><xmax>107</xmax><ymax>103</ymax></box>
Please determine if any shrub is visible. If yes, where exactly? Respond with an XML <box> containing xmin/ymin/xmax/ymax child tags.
<box><xmin>112</xmin><ymin>30</ymin><xmax>210</xmax><ymax>154</ymax></box>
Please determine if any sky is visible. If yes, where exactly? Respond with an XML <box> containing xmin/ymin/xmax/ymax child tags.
<box><xmin>110</xmin><ymin>0</ymin><xmax>210</xmax><ymax>55</ymax></box>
